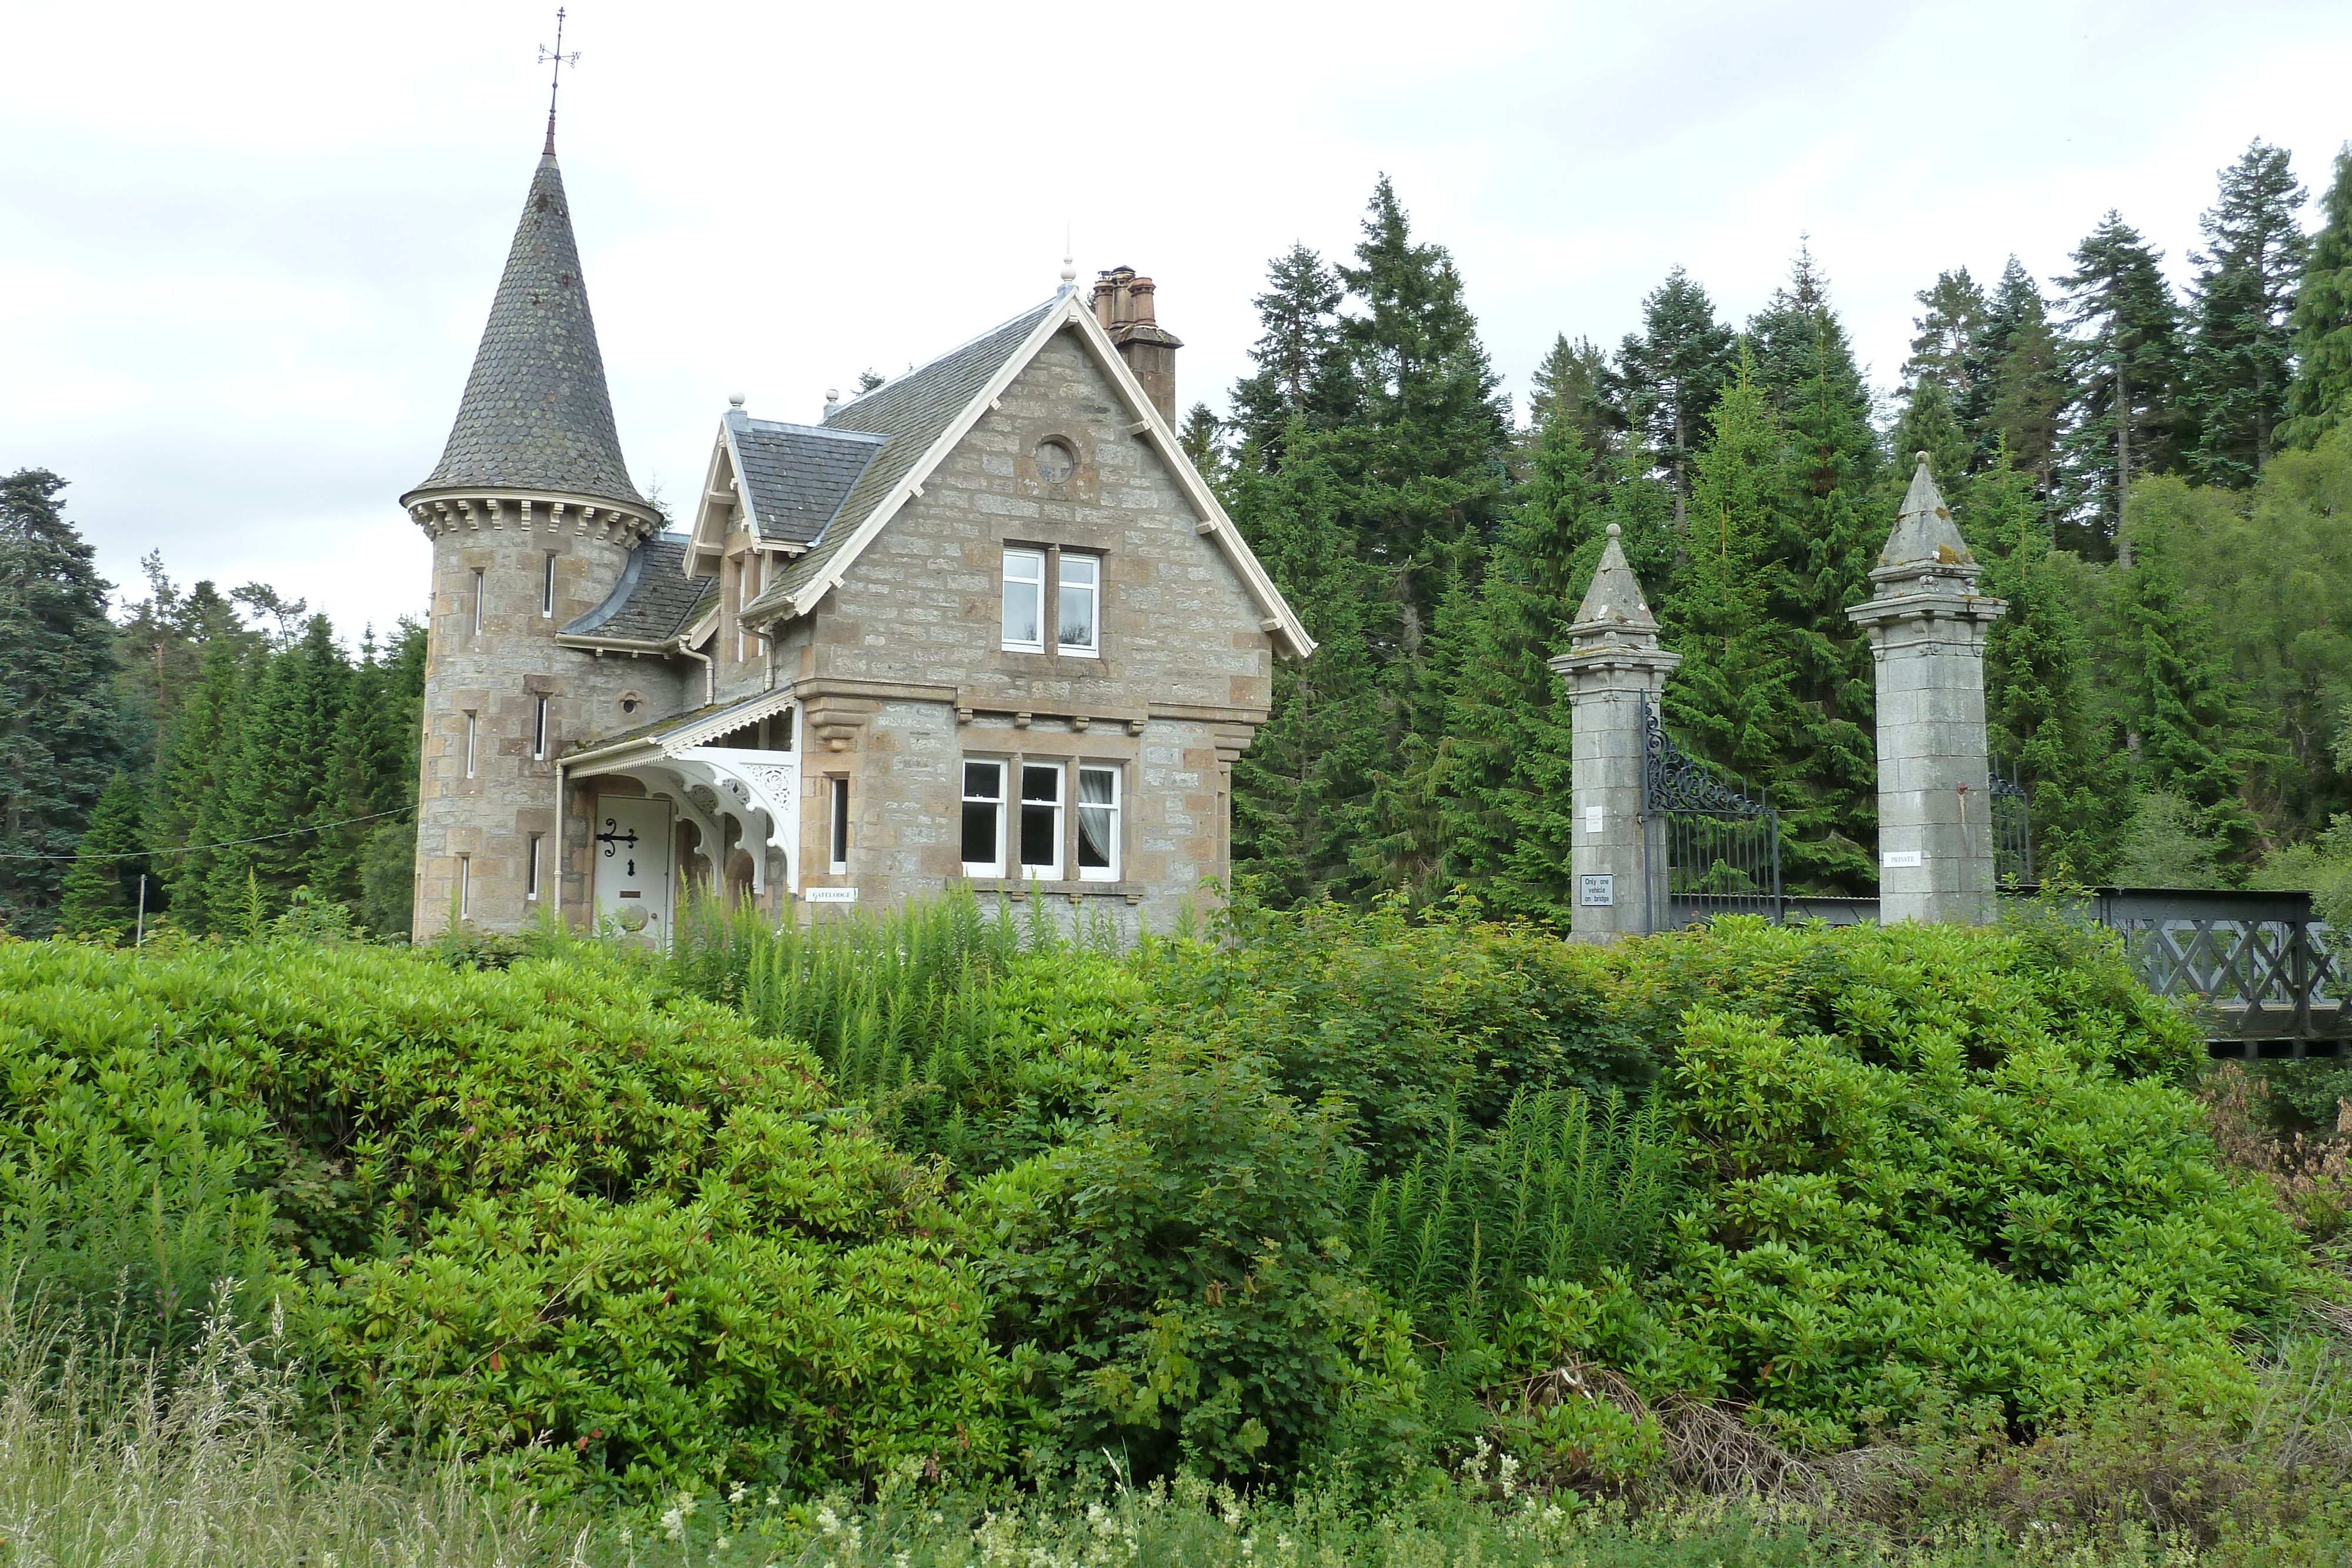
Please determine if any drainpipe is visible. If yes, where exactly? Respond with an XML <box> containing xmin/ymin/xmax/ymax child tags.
<box><xmin>674</xmin><ymin>637</ymin><xmax>714</xmax><ymax>706</ymax></box>
<box><xmin>552</xmin><ymin>758</ymin><xmax>565</xmax><ymax>928</ymax></box>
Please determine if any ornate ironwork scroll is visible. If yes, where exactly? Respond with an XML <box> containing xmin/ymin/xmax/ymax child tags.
<box><xmin>1640</xmin><ymin>694</ymin><xmax>1782</xmax><ymax>930</ymax></box>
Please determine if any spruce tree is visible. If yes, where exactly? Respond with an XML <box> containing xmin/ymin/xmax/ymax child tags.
<box><xmin>151</xmin><ymin>637</ymin><xmax>248</xmax><ymax>930</ymax></box>
<box><xmin>201</xmin><ymin>616</ymin><xmax>350</xmax><ymax>927</ymax></box>
<box><xmin>57</xmin><ymin>771</ymin><xmax>149</xmax><ymax>940</ymax></box>
<box><xmin>2182</xmin><ymin>140</ymin><xmax>2309</xmax><ymax>486</ymax></box>
<box><xmin>1178</xmin><ymin>403</ymin><xmax>1226</xmax><ymax>481</ymax></box>
<box><xmin>1525</xmin><ymin>333</ymin><xmax>1623</xmax><ymax>459</ymax></box>
<box><xmin>1980</xmin><ymin>259</ymin><xmax>2067</xmax><ymax>505</ymax></box>
<box><xmin>2110</xmin><ymin>524</ymin><xmax>2264</xmax><ymax>852</ymax></box>
<box><xmin>2055</xmin><ymin>212</ymin><xmax>2186</xmax><ymax>561</ymax></box>
<box><xmin>0</xmin><ymin>470</ymin><xmax>128</xmax><ymax>937</ymax></box>
<box><xmin>1977</xmin><ymin>459</ymin><xmax>2126</xmax><ymax>881</ymax></box>
<box><xmin>1890</xmin><ymin>382</ymin><xmax>1975</xmax><ymax>526</ymax></box>
<box><xmin>1618</xmin><ymin>268</ymin><xmax>1736</xmax><ymax>531</ymax></box>
<box><xmin>2281</xmin><ymin>143</ymin><xmax>2352</xmax><ymax>451</ymax></box>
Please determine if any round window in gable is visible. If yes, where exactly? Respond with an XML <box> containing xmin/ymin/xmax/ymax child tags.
<box><xmin>619</xmin><ymin>690</ymin><xmax>643</xmax><ymax>718</ymax></box>
<box><xmin>1034</xmin><ymin>439</ymin><xmax>1075</xmax><ymax>486</ymax></box>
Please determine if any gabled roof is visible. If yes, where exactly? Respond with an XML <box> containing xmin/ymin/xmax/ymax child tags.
<box><xmin>559</xmin><ymin>531</ymin><xmax>716</xmax><ymax>646</ymax></box>
<box><xmin>725</xmin><ymin>412</ymin><xmax>886</xmax><ymax>547</ymax></box>
<box><xmin>406</xmin><ymin>151</ymin><xmax>646</xmax><ymax>512</ymax></box>
<box><xmin>735</xmin><ymin>290</ymin><xmax>1316</xmax><ymax>659</ymax></box>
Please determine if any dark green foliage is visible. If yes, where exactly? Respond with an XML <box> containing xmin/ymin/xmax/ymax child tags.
<box><xmin>1980</xmin><ymin>258</ymin><xmax>2069</xmax><ymax>503</ymax></box>
<box><xmin>971</xmin><ymin>1054</ymin><xmax>1411</xmax><ymax>1481</ymax></box>
<box><xmin>199</xmin><ymin>616</ymin><xmax>349</xmax><ymax>929</ymax></box>
<box><xmin>1226</xmin><ymin>243</ymin><xmax>1350</xmax><ymax>465</ymax></box>
<box><xmin>55</xmin><ymin>771</ymin><xmax>149</xmax><ymax>940</ymax></box>
<box><xmin>0</xmin><ymin>471</ymin><xmax>128</xmax><ymax>937</ymax></box>
<box><xmin>1525</xmin><ymin>332</ymin><xmax>1623</xmax><ymax>459</ymax></box>
<box><xmin>1903</xmin><ymin>268</ymin><xmax>1991</xmax><ymax>419</ymax></box>
<box><xmin>2181</xmin><ymin>141</ymin><xmax>2309</xmax><ymax>486</ymax></box>
<box><xmin>2056</xmin><ymin>213</ymin><xmax>2187</xmax><ymax>559</ymax></box>
<box><xmin>1619</xmin><ymin>268</ymin><xmax>1737</xmax><ymax>530</ymax></box>
<box><xmin>2282</xmin><ymin>143</ymin><xmax>2352</xmax><ymax>452</ymax></box>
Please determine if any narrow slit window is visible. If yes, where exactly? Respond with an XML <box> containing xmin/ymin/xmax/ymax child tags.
<box><xmin>960</xmin><ymin>760</ymin><xmax>1005</xmax><ymax>876</ymax></box>
<box><xmin>464</xmin><ymin>712</ymin><xmax>477</xmax><ymax>779</ymax></box>
<box><xmin>533</xmin><ymin>696</ymin><xmax>550</xmax><ymax>761</ymax></box>
<box><xmin>525</xmin><ymin>835</ymin><xmax>542</xmax><ymax>900</ymax></box>
<box><xmin>1078</xmin><ymin>765</ymin><xmax>1120</xmax><ymax>881</ymax></box>
<box><xmin>541</xmin><ymin>554</ymin><xmax>556</xmax><ymax>617</ymax></box>
<box><xmin>457</xmin><ymin>855</ymin><xmax>471</xmax><ymax>920</ymax></box>
<box><xmin>1020</xmin><ymin>763</ymin><xmax>1063</xmax><ymax>879</ymax></box>
<box><xmin>1058</xmin><ymin>553</ymin><xmax>1099</xmax><ymax>656</ymax></box>
<box><xmin>1001</xmin><ymin>547</ymin><xmax>1045</xmax><ymax>653</ymax></box>
<box><xmin>472</xmin><ymin>569</ymin><xmax>485</xmax><ymax>636</ymax></box>
<box><xmin>829</xmin><ymin>776</ymin><xmax>850</xmax><ymax>873</ymax></box>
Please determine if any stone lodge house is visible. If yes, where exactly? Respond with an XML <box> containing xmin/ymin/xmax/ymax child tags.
<box><xmin>402</xmin><ymin>139</ymin><xmax>1314</xmax><ymax>941</ymax></box>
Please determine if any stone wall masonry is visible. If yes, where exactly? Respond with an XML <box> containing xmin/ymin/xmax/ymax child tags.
<box><xmin>1856</xmin><ymin>603</ymin><xmax>2002</xmax><ymax>925</ymax></box>
<box><xmin>415</xmin><ymin>523</ymin><xmax>686</xmax><ymax>937</ymax></box>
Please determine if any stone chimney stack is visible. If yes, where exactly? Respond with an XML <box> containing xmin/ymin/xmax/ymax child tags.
<box><xmin>1093</xmin><ymin>265</ymin><xmax>1183</xmax><ymax>426</ymax></box>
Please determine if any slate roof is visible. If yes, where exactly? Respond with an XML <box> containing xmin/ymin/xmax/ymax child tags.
<box><xmin>741</xmin><ymin>299</ymin><xmax>1058</xmax><ymax>620</ymax></box>
<box><xmin>563</xmin><ymin>688</ymin><xmax>774</xmax><ymax>759</ymax></box>
<box><xmin>1879</xmin><ymin>459</ymin><xmax>1974</xmax><ymax>570</ymax></box>
<box><xmin>725</xmin><ymin>412</ymin><xmax>884</xmax><ymax>546</ymax></box>
<box><xmin>560</xmin><ymin>531</ymin><xmax>714</xmax><ymax>644</ymax></box>
<box><xmin>407</xmin><ymin>152</ymin><xmax>647</xmax><ymax>511</ymax></box>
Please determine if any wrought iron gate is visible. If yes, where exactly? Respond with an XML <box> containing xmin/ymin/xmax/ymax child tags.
<box><xmin>1990</xmin><ymin>757</ymin><xmax>2033</xmax><ymax>887</ymax></box>
<box><xmin>1641</xmin><ymin>694</ymin><xmax>1782</xmax><ymax>930</ymax></box>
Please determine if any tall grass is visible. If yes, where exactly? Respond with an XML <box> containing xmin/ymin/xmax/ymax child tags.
<box><xmin>0</xmin><ymin>1275</ymin><xmax>580</xmax><ymax>1566</ymax></box>
<box><xmin>666</xmin><ymin>892</ymin><xmax>1142</xmax><ymax>1168</ymax></box>
<box><xmin>1344</xmin><ymin>1089</ymin><xmax>1682</xmax><ymax>1340</ymax></box>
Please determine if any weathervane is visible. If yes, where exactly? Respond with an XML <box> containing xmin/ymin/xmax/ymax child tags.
<box><xmin>539</xmin><ymin>8</ymin><xmax>580</xmax><ymax>156</ymax></box>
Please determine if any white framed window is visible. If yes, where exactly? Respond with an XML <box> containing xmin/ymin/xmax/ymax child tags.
<box><xmin>464</xmin><ymin>711</ymin><xmax>478</xmax><ymax>779</ymax></box>
<box><xmin>960</xmin><ymin>760</ymin><xmax>1005</xmax><ymax>876</ymax></box>
<box><xmin>1001</xmin><ymin>547</ymin><xmax>1045</xmax><ymax>652</ymax></box>
<box><xmin>457</xmin><ymin>855</ymin><xmax>471</xmax><ymax>920</ymax></box>
<box><xmin>1019</xmin><ymin>762</ymin><xmax>1063</xmax><ymax>879</ymax></box>
<box><xmin>526</xmin><ymin>835</ymin><xmax>542</xmax><ymax>900</ymax></box>
<box><xmin>471</xmin><ymin>569</ymin><xmax>485</xmax><ymax>636</ymax></box>
<box><xmin>829</xmin><ymin>776</ymin><xmax>850</xmax><ymax>873</ymax></box>
<box><xmin>1058</xmin><ymin>553</ymin><xmax>1100</xmax><ymax>656</ymax></box>
<box><xmin>1078</xmin><ymin>765</ymin><xmax>1120</xmax><ymax>881</ymax></box>
<box><xmin>533</xmin><ymin>696</ymin><xmax>549</xmax><ymax>761</ymax></box>
<box><xmin>541</xmin><ymin>553</ymin><xmax>556</xmax><ymax>617</ymax></box>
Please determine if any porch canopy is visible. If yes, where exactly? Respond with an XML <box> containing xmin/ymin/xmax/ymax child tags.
<box><xmin>562</xmin><ymin>688</ymin><xmax>801</xmax><ymax>895</ymax></box>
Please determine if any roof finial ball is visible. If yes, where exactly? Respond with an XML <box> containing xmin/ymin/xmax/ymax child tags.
<box><xmin>728</xmin><ymin>392</ymin><xmax>746</xmax><ymax>410</ymax></box>
<box><xmin>1916</xmin><ymin>450</ymin><xmax>1932</xmax><ymax>469</ymax></box>
<box><xmin>1606</xmin><ymin>523</ymin><xmax>1621</xmax><ymax>539</ymax></box>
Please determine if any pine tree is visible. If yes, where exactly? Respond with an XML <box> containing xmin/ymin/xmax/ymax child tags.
<box><xmin>1903</xmin><ymin>268</ymin><xmax>1990</xmax><ymax>413</ymax></box>
<box><xmin>2182</xmin><ymin>140</ymin><xmax>2309</xmax><ymax>486</ymax></box>
<box><xmin>151</xmin><ymin>637</ymin><xmax>249</xmax><ymax>930</ymax></box>
<box><xmin>57</xmin><ymin>771</ymin><xmax>149</xmax><ymax>940</ymax></box>
<box><xmin>1227</xmin><ymin>243</ymin><xmax>1351</xmax><ymax>464</ymax></box>
<box><xmin>2055</xmin><ymin>212</ymin><xmax>2186</xmax><ymax>562</ymax></box>
<box><xmin>1618</xmin><ymin>268</ymin><xmax>1736</xmax><ymax>532</ymax></box>
<box><xmin>0</xmin><ymin>470</ymin><xmax>128</xmax><ymax>937</ymax></box>
<box><xmin>2281</xmin><ymin>143</ymin><xmax>2352</xmax><ymax>451</ymax></box>
<box><xmin>1980</xmin><ymin>259</ymin><xmax>2067</xmax><ymax>506</ymax></box>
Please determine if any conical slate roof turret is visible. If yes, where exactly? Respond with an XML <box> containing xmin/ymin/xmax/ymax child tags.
<box><xmin>406</xmin><ymin>150</ymin><xmax>646</xmax><ymax>510</ymax></box>
<box><xmin>1571</xmin><ymin>523</ymin><xmax>1659</xmax><ymax>636</ymax></box>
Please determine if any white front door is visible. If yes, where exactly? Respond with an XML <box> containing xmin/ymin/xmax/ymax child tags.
<box><xmin>592</xmin><ymin>795</ymin><xmax>674</xmax><ymax>943</ymax></box>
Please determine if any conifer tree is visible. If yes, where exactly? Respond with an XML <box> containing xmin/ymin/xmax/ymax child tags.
<box><xmin>2055</xmin><ymin>212</ymin><xmax>2186</xmax><ymax>561</ymax></box>
<box><xmin>56</xmin><ymin>771</ymin><xmax>148</xmax><ymax>940</ymax></box>
<box><xmin>2281</xmin><ymin>143</ymin><xmax>2352</xmax><ymax>451</ymax></box>
<box><xmin>1618</xmin><ymin>268</ymin><xmax>1736</xmax><ymax>531</ymax></box>
<box><xmin>1178</xmin><ymin>404</ymin><xmax>1226</xmax><ymax>481</ymax></box>
<box><xmin>1977</xmin><ymin>460</ymin><xmax>2125</xmax><ymax>881</ymax></box>
<box><xmin>1525</xmin><ymin>333</ymin><xmax>1623</xmax><ymax>459</ymax></box>
<box><xmin>202</xmin><ymin>616</ymin><xmax>349</xmax><ymax>927</ymax></box>
<box><xmin>0</xmin><ymin>470</ymin><xmax>128</xmax><ymax>937</ymax></box>
<box><xmin>1227</xmin><ymin>244</ymin><xmax>1351</xmax><ymax>464</ymax></box>
<box><xmin>1890</xmin><ymin>383</ymin><xmax>1975</xmax><ymax>525</ymax></box>
<box><xmin>2182</xmin><ymin>141</ymin><xmax>2309</xmax><ymax>486</ymax></box>
<box><xmin>2109</xmin><ymin>523</ymin><xmax>2264</xmax><ymax>851</ymax></box>
<box><xmin>1903</xmin><ymin>268</ymin><xmax>1990</xmax><ymax>416</ymax></box>
<box><xmin>151</xmin><ymin>637</ymin><xmax>248</xmax><ymax>930</ymax></box>
<box><xmin>1980</xmin><ymin>260</ymin><xmax>2067</xmax><ymax>504</ymax></box>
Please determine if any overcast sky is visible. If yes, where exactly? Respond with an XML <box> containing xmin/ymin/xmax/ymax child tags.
<box><xmin>6</xmin><ymin>0</ymin><xmax>2348</xmax><ymax>642</ymax></box>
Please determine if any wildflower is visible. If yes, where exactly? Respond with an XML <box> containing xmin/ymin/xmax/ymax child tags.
<box><xmin>769</xmin><ymin>1490</ymin><xmax>783</xmax><ymax>1507</ymax></box>
<box><xmin>715</xmin><ymin>1538</ymin><xmax>730</xmax><ymax>1553</ymax></box>
<box><xmin>620</xmin><ymin>1529</ymin><xmax>634</xmax><ymax>1548</ymax></box>
<box><xmin>818</xmin><ymin>1506</ymin><xmax>843</xmax><ymax>1537</ymax></box>
<box><xmin>661</xmin><ymin>1507</ymin><xmax>686</xmax><ymax>1543</ymax></box>
<box><xmin>731</xmin><ymin>1483</ymin><xmax>749</xmax><ymax>1505</ymax></box>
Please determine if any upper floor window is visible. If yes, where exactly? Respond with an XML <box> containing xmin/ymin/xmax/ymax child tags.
<box><xmin>1002</xmin><ymin>546</ymin><xmax>1102</xmax><ymax>656</ymax></box>
<box><xmin>1058</xmin><ymin>554</ymin><xmax>1098</xmax><ymax>656</ymax></box>
<box><xmin>541</xmin><ymin>554</ymin><xmax>556</xmax><ymax>617</ymax></box>
<box><xmin>1002</xmin><ymin>548</ymin><xmax>1045</xmax><ymax>653</ymax></box>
